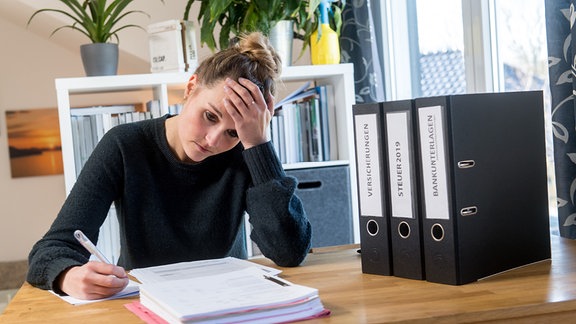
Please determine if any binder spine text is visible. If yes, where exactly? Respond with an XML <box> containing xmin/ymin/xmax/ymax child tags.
<box><xmin>354</xmin><ymin>114</ymin><xmax>383</xmax><ymax>217</ymax></box>
<box><xmin>418</xmin><ymin>106</ymin><xmax>450</xmax><ymax>220</ymax></box>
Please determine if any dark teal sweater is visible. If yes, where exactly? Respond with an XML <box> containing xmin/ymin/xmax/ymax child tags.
<box><xmin>27</xmin><ymin>115</ymin><xmax>311</xmax><ymax>291</ymax></box>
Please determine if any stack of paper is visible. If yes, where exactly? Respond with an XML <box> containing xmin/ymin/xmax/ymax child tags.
<box><xmin>128</xmin><ymin>257</ymin><xmax>329</xmax><ymax>323</ymax></box>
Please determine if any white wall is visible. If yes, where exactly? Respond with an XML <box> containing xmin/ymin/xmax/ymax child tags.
<box><xmin>0</xmin><ymin>1</ymin><xmax>309</xmax><ymax>262</ymax></box>
<box><xmin>0</xmin><ymin>1</ymin><xmax>192</xmax><ymax>262</ymax></box>
<box><xmin>0</xmin><ymin>17</ymin><xmax>81</xmax><ymax>262</ymax></box>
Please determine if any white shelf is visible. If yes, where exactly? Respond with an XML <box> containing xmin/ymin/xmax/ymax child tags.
<box><xmin>55</xmin><ymin>72</ymin><xmax>192</xmax><ymax>93</ymax></box>
<box><xmin>281</xmin><ymin>64</ymin><xmax>353</xmax><ymax>81</ymax></box>
<box><xmin>55</xmin><ymin>64</ymin><xmax>360</xmax><ymax>261</ymax></box>
<box><xmin>283</xmin><ymin>160</ymin><xmax>350</xmax><ymax>171</ymax></box>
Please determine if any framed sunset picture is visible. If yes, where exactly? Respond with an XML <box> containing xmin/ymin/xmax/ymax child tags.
<box><xmin>6</xmin><ymin>108</ymin><xmax>63</xmax><ymax>178</ymax></box>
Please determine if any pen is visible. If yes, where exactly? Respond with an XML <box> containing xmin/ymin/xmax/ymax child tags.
<box><xmin>74</xmin><ymin>229</ymin><xmax>111</xmax><ymax>264</ymax></box>
<box><xmin>263</xmin><ymin>274</ymin><xmax>290</xmax><ymax>287</ymax></box>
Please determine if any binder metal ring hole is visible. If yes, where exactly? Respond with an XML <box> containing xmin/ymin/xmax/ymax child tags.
<box><xmin>460</xmin><ymin>206</ymin><xmax>478</xmax><ymax>216</ymax></box>
<box><xmin>431</xmin><ymin>223</ymin><xmax>444</xmax><ymax>242</ymax></box>
<box><xmin>457</xmin><ymin>160</ymin><xmax>476</xmax><ymax>168</ymax></box>
<box><xmin>366</xmin><ymin>219</ymin><xmax>379</xmax><ymax>236</ymax></box>
<box><xmin>398</xmin><ymin>221</ymin><xmax>410</xmax><ymax>239</ymax></box>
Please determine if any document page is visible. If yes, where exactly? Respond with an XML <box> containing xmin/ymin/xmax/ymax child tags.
<box><xmin>130</xmin><ymin>256</ymin><xmax>281</xmax><ymax>284</ymax></box>
<box><xmin>50</xmin><ymin>279</ymin><xmax>140</xmax><ymax>305</ymax></box>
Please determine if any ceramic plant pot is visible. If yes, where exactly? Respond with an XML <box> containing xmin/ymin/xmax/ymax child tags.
<box><xmin>269</xmin><ymin>20</ymin><xmax>294</xmax><ymax>66</ymax></box>
<box><xmin>80</xmin><ymin>43</ymin><xmax>119</xmax><ymax>76</ymax></box>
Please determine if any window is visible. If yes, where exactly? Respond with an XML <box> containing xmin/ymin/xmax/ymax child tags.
<box><xmin>380</xmin><ymin>0</ymin><xmax>547</xmax><ymax>97</ymax></box>
<box><xmin>492</xmin><ymin>0</ymin><xmax>547</xmax><ymax>93</ymax></box>
<box><xmin>379</xmin><ymin>0</ymin><xmax>555</xmax><ymax>229</ymax></box>
<box><xmin>415</xmin><ymin>0</ymin><xmax>466</xmax><ymax>97</ymax></box>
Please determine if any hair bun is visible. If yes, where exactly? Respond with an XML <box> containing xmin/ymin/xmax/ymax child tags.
<box><xmin>193</xmin><ymin>31</ymin><xmax>281</xmax><ymax>99</ymax></box>
<box><xmin>237</xmin><ymin>32</ymin><xmax>281</xmax><ymax>79</ymax></box>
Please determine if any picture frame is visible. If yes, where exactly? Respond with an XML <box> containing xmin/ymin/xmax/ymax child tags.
<box><xmin>5</xmin><ymin>108</ymin><xmax>63</xmax><ymax>178</ymax></box>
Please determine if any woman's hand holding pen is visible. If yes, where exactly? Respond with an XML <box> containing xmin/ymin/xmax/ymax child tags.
<box><xmin>58</xmin><ymin>230</ymin><xmax>128</xmax><ymax>300</ymax></box>
<box><xmin>223</xmin><ymin>77</ymin><xmax>275</xmax><ymax>149</ymax></box>
<box><xmin>57</xmin><ymin>262</ymin><xmax>129</xmax><ymax>300</ymax></box>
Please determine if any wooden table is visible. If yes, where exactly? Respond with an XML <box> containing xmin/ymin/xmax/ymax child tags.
<box><xmin>2</xmin><ymin>235</ymin><xmax>576</xmax><ymax>323</ymax></box>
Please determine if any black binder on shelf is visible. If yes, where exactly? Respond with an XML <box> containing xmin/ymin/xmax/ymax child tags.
<box><xmin>383</xmin><ymin>100</ymin><xmax>425</xmax><ymax>280</ymax></box>
<box><xmin>353</xmin><ymin>102</ymin><xmax>393</xmax><ymax>276</ymax></box>
<box><xmin>414</xmin><ymin>91</ymin><xmax>551</xmax><ymax>285</ymax></box>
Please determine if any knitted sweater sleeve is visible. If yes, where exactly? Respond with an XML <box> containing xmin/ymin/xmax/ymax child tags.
<box><xmin>242</xmin><ymin>142</ymin><xmax>312</xmax><ymax>267</ymax></box>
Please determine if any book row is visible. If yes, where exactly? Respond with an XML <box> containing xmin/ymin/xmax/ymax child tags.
<box><xmin>68</xmin><ymin>80</ymin><xmax>339</xmax><ymax>171</ymax></box>
<box><xmin>69</xmin><ymin>101</ymin><xmax>184</xmax><ymax>176</ymax></box>
<box><xmin>271</xmin><ymin>84</ymin><xmax>336</xmax><ymax>164</ymax></box>
<box><xmin>353</xmin><ymin>91</ymin><xmax>551</xmax><ymax>285</ymax></box>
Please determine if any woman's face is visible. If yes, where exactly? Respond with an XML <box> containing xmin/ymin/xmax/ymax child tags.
<box><xmin>176</xmin><ymin>76</ymin><xmax>240</xmax><ymax>163</ymax></box>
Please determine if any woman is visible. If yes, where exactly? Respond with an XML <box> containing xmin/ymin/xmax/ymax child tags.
<box><xmin>26</xmin><ymin>32</ymin><xmax>312</xmax><ymax>300</ymax></box>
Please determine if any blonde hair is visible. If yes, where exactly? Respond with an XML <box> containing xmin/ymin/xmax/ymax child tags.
<box><xmin>194</xmin><ymin>32</ymin><xmax>281</xmax><ymax>100</ymax></box>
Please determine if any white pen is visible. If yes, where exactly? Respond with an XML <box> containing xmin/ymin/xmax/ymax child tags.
<box><xmin>74</xmin><ymin>229</ymin><xmax>111</xmax><ymax>264</ymax></box>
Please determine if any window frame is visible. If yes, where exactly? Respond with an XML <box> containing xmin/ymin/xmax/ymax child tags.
<box><xmin>379</xmin><ymin>0</ymin><xmax>501</xmax><ymax>100</ymax></box>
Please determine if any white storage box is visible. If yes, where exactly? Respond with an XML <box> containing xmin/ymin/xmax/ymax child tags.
<box><xmin>147</xmin><ymin>20</ymin><xmax>198</xmax><ymax>73</ymax></box>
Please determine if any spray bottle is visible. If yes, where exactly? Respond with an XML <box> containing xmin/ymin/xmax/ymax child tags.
<box><xmin>310</xmin><ymin>0</ymin><xmax>341</xmax><ymax>65</ymax></box>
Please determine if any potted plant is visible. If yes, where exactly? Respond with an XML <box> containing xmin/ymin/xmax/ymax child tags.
<box><xmin>183</xmin><ymin>0</ymin><xmax>300</xmax><ymax>51</ymax></box>
<box><xmin>27</xmin><ymin>0</ymin><xmax>162</xmax><ymax>76</ymax></box>
<box><xmin>183</xmin><ymin>0</ymin><xmax>345</xmax><ymax>62</ymax></box>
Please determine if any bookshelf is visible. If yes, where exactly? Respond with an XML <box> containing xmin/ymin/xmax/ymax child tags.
<box><xmin>56</xmin><ymin>71</ymin><xmax>192</xmax><ymax>191</ymax></box>
<box><xmin>55</xmin><ymin>63</ymin><xmax>358</xmax><ymax>261</ymax></box>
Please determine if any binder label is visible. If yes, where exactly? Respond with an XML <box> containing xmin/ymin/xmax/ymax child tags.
<box><xmin>354</xmin><ymin>114</ymin><xmax>383</xmax><ymax>217</ymax></box>
<box><xmin>418</xmin><ymin>105</ymin><xmax>450</xmax><ymax>220</ymax></box>
<box><xmin>386</xmin><ymin>112</ymin><xmax>413</xmax><ymax>218</ymax></box>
